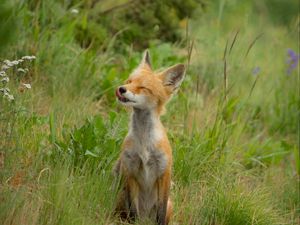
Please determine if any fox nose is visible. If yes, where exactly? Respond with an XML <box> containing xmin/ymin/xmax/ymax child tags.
<box><xmin>119</xmin><ymin>86</ymin><xmax>127</xmax><ymax>94</ymax></box>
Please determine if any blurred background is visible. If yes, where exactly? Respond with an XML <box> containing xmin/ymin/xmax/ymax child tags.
<box><xmin>0</xmin><ymin>0</ymin><xmax>299</xmax><ymax>224</ymax></box>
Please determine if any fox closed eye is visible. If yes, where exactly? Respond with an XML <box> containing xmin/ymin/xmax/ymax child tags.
<box><xmin>138</xmin><ymin>86</ymin><xmax>152</xmax><ymax>93</ymax></box>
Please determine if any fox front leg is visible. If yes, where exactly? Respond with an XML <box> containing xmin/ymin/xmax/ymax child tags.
<box><xmin>156</xmin><ymin>173</ymin><xmax>171</xmax><ymax>225</ymax></box>
<box><xmin>157</xmin><ymin>200</ymin><xmax>167</xmax><ymax>225</ymax></box>
<box><xmin>113</xmin><ymin>158</ymin><xmax>121</xmax><ymax>176</ymax></box>
<box><xmin>112</xmin><ymin>158</ymin><xmax>122</xmax><ymax>195</ymax></box>
<box><xmin>117</xmin><ymin>177</ymin><xmax>139</xmax><ymax>222</ymax></box>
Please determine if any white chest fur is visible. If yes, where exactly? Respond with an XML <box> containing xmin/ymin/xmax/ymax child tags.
<box><xmin>121</xmin><ymin>109</ymin><xmax>168</xmax><ymax>189</ymax></box>
<box><xmin>122</xmin><ymin>137</ymin><xmax>167</xmax><ymax>189</ymax></box>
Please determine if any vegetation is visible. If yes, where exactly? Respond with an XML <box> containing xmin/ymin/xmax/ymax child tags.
<box><xmin>0</xmin><ymin>0</ymin><xmax>299</xmax><ymax>224</ymax></box>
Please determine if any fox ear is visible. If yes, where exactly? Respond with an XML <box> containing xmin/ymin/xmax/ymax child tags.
<box><xmin>140</xmin><ymin>49</ymin><xmax>152</xmax><ymax>69</ymax></box>
<box><xmin>159</xmin><ymin>64</ymin><xmax>186</xmax><ymax>91</ymax></box>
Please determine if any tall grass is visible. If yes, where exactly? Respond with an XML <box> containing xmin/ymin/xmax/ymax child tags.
<box><xmin>0</xmin><ymin>0</ymin><xmax>299</xmax><ymax>225</ymax></box>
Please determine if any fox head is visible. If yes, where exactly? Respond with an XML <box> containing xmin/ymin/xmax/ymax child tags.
<box><xmin>116</xmin><ymin>50</ymin><xmax>185</xmax><ymax>114</ymax></box>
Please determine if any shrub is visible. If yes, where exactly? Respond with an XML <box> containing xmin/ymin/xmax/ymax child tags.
<box><xmin>73</xmin><ymin>0</ymin><xmax>205</xmax><ymax>49</ymax></box>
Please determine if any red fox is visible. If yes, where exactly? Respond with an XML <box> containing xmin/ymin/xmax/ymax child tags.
<box><xmin>113</xmin><ymin>50</ymin><xmax>185</xmax><ymax>225</ymax></box>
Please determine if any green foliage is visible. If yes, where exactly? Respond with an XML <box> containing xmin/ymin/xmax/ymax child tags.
<box><xmin>55</xmin><ymin>113</ymin><xmax>125</xmax><ymax>168</ymax></box>
<box><xmin>260</xmin><ymin>0</ymin><xmax>299</xmax><ymax>26</ymax></box>
<box><xmin>199</xmin><ymin>184</ymin><xmax>280</xmax><ymax>225</ymax></box>
<box><xmin>73</xmin><ymin>0</ymin><xmax>204</xmax><ymax>49</ymax></box>
<box><xmin>0</xmin><ymin>0</ymin><xmax>16</xmax><ymax>54</ymax></box>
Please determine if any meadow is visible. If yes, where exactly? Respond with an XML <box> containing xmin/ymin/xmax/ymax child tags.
<box><xmin>0</xmin><ymin>0</ymin><xmax>299</xmax><ymax>224</ymax></box>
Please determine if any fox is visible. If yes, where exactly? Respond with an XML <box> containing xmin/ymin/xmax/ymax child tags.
<box><xmin>113</xmin><ymin>50</ymin><xmax>185</xmax><ymax>225</ymax></box>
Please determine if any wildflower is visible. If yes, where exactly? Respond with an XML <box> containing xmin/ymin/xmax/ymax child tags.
<box><xmin>0</xmin><ymin>55</ymin><xmax>34</xmax><ymax>101</ymax></box>
<box><xmin>71</xmin><ymin>9</ymin><xmax>79</xmax><ymax>14</ymax></box>
<box><xmin>21</xmin><ymin>55</ymin><xmax>36</xmax><ymax>61</ymax></box>
<box><xmin>252</xmin><ymin>66</ymin><xmax>260</xmax><ymax>75</ymax></box>
<box><xmin>0</xmin><ymin>87</ymin><xmax>14</xmax><ymax>101</ymax></box>
<box><xmin>22</xmin><ymin>83</ymin><xmax>31</xmax><ymax>89</ymax></box>
<box><xmin>1</xmin><ymin>77</ymin><xmax>9</xmax><ymax>83</ymax></box>
<box><xmin>3</xmin><ymin>60</ymin><xmax>15</xmax><ymax>67</ymax></box>
<box><xmin>6</xmin><ymin>94</ymin><xmax>14</xmax><ymax>101</ymax></box>
<box><xmin>1</xmin><ymin>65</ymin><xmax>9</xmax><ymax>70</ymax></box>
<box><xmin>0</xmin><ymin>87</ymin><xmax>10</xmax><ymax>95</ymax></box>
<box><xmin>286</xmin><ymin>49</ymin><xmax>299</xmax><ymax>75</ymax></box>
<box><xmin>3</xmin><ymin>87</ymin><xmax>10</xmax><ymax>93</ymax></box>
<box><xmin>17</xmin><ymin>68</ymin><xmax>27</xmax><ymax>73</ymax></box>
<box><xmin>11</xmin><ymin>60</ymin><xmax>19</xmax><ymax>65</ymax></box>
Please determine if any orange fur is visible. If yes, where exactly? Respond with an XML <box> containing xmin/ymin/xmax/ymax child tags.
<box><xmin>114</xmin><ymin>50</ymin><xmax>185</xmax><ymax>225</ymax></box>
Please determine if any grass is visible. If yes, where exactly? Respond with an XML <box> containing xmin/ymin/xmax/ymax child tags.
<box><xmin>0</xmin><ymin>0</ymin><xmax>299</xmax><ymax>225</ymax></box>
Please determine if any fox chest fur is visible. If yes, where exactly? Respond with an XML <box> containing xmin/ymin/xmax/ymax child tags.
<box><xmin>120</xmin><ymin>109</ymin><xmax>169</xmax><ymax>190</ymax></box>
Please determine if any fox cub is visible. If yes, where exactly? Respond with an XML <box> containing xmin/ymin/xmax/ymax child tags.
<box><xmin>114</xmin><ymin>50</ymin><xmax>185</xmax><ymax>225</ymax></box>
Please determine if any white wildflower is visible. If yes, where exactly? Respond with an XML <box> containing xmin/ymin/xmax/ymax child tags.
<box><xmin>1</xmin><ymin>77</ymin><xmax>9</xmax><ymax>83</ymax></box>
<box><xmin>1</xmin><ymin>65</ymin><xmax>9</xmax><ymax>70</ymax></box>
<box><xmin>71</xmin><ymin>9</ymin><xmax>79</xmax><ymax>14</ymax></box>
<box><xmin>0</xmin><ymin>87</ymin><xmax>10</xmax><ymax>93</ymax></box>
<box><xmin>1</xmin><ymin>87</ymin><xmax>14</xmax><ymax>101</ymax></box>
<box><xmin>3</xmin><ymin>60</ymin><xmax>15</xmax><ymax>67</ymax></box>
<box><xmin>0</xmin><ymin>71</ymin><xmax>6</xmax><ymax>77</ymax></box>
<box><xmin>7</xmin><ymin>94</ymin><xmax>14</xmax><ymax>101</ymax></box>
<box><xmin>17</xmin><ymin>68</ymin><xmax>26</xmax><ymax>73</ymax></box>
<box><xmin>18</xmin><ymin>59</ymin><xmax>24</xmax><ymax>63</ymax></box>
<box><xmin>11</xmin><ymin>60</ymin><xmax>19</xmax><ymax>65</ymax></box>
<box><xmin>22</xmin><ymin>56</ymin><xmax>35</xmax><ymax>60</ymax></box>
<box><xmin>23</xmin><ymin>83</ymin><xmax>31</xmax><ymax>89</ymax></box>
